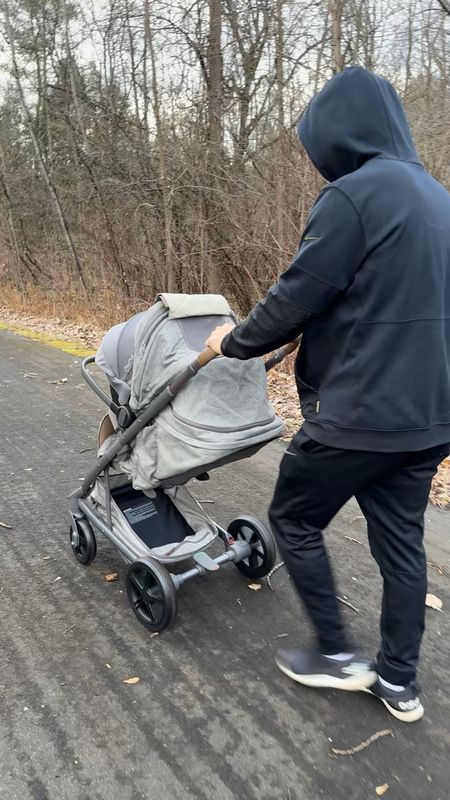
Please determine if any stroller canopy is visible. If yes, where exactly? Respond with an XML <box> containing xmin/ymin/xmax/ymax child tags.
<box><xmin>97</xmin><ymin>294</ymin><xmax>284</xmax><ymax>490</ymax></box>
<box><xmin>95</xmin><ymin>311</ymin><xmax>145</xmax><ymax>404</ymax></box>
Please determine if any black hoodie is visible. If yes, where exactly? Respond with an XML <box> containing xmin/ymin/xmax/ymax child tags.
<box><xmin>221</xmin><ymin>67</ymin><xmax>450</xmax><ymax>452</ymax></box>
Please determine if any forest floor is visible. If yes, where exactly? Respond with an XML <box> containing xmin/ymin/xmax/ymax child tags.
<box><xmin>1</xmin><ymin>301</ymin><xmax>449</xmax><ymax>509</ymax></box>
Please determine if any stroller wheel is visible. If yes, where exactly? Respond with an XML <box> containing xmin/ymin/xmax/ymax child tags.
<box><xmin>70</xmin><ymin>518</ymin><xmax>97</xmax><ymax>565</ymax></box>
<box><xmin>228</xmin><ymin>515</ymin><xmax>276</xmax><ymax>580</ymax></box>
<box><xmin>126</xmin><ymin>558</ymin><xmax>177</xmax><ymax>633</ymax></box>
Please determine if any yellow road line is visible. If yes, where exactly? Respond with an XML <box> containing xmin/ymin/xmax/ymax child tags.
<box><xmin>0</xmin><ymin>321</ymin><xmax>96</xmax><ymax>357</ymax></box>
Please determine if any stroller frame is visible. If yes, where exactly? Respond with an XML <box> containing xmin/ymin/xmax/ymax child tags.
<box><xmin>69</xmin><ymin>342</ymin><xmax>298</xmax><ymax>631</ymax></box>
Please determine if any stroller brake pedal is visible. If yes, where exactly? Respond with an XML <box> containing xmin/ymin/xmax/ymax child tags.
<box><xmin>193</xmin><ymin>552</ymin><xmax>220</xmax><ymax>571</ymax></box>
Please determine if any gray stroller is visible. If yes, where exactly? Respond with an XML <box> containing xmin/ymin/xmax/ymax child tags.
<box><xmin>69</xmin><ymin>294</ymin><xmax>298</xmax><ymax>632</ymax></box>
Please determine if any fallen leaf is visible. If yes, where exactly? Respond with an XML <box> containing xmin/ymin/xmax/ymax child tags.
<box><xmin>376</xmin><ymin>785</ymin><xmax>389</xmax><ymax>796</ymax></box>
<box><xmin>123</xmin><ymin>676</ymin><xmax>140</xmax><ymax>685</ymax></box>
<box><xmin>425</xmin><ymin>593</ymin><xmax>443</xmax><ymax>612</ymax></box>
<box><xmin>104</xmin><ymin>573</ymin><xmax>119</xmax><ymax>582</ymax></box>
<box><xmin>0</xmin><ymin>521</ymin><xmax>12</xmax><ymax>529</ymax></box>
<box><xmin>248</xmin><ymin>583</ymin><xmax>261</xmax><ymax>591</ymax></box>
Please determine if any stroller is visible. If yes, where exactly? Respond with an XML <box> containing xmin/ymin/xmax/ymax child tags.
<box><xmin>69</xmin><ymin>294</ymin><xmax>298</xmax><ymax>632</ymax></box>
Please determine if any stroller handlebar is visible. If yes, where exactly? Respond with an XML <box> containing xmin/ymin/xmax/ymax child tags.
<box><xmin>196</xmin><ymin>346</ymin><xmax>219</xmax><ymax>368</ymax></box>
<box><xmin>264</xmin><ymin>338</ymin><xmax>300</xmax><ymax>372</ymax></box>
<box><xmin>81</xmin><ymin>338</ymin><xmax>300</xmax><ymax>416</ymax></box>
<box><xmin>195</xmin><ymin>339</ymin><xmax>301</xmax><ymax>374</ymax></box>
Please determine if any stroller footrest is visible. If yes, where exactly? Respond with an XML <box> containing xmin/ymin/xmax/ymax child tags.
<box><xmin>193</xmin><ymin>551</ymin><xmax>220</xmax><ymax>571</ymax></box>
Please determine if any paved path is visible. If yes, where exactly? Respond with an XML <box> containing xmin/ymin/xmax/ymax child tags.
<box><xmin>0</xmin><ymin>328</ymin><xmax>449</xmax><ymax>800</ymax></box>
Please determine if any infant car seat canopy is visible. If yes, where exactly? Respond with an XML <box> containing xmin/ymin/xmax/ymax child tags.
<box><xmin>99</xmin><ymin>294</ymin><xmax>284</xmax><ymax>490</ymax></box>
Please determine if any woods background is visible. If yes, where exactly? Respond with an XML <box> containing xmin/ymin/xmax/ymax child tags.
<box><xmin>0</xmin><ymin>0</ymin><xmax>449</xmax><ymax>324</ymax></box>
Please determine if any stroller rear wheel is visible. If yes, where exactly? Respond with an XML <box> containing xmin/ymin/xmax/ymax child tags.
<box><xmin>70</xmin><ymin>518</ymin><xmax>97</xmax><ymax>565</ymax></box>
<box><xmin>126</xmin><ymin>558</ymin><xmax>177</xmax><ymax>632</ymax></box>
<box><xmin>228</xmin><ymin>515</ymin><xmax>276</xmax><ymax>580</ymax></box>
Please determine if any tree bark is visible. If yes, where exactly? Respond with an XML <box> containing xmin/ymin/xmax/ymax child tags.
<box><xmin>207</xmin><ymin>0</ymin><xmax>224</xmax><ymax>160</ymax></box>
<box><xmin>144</xmin><ymin>0</ymin><xmax>175</xmax><ymax>293</ymax></box>
<box><xmin>206</xmin><ymin>0</ymin><xmax>224</xmax><ymax>292</ymax></box>
<box><xmin>329</xmin><ymin>0</ymin><xmax>345</xmax><ymax>73</ymax></box>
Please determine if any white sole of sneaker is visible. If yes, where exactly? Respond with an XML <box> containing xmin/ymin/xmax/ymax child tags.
<box><xmin>361</xmin><ymin>688</ymin><xmax>424</xmax><ymax>722</ymax></box>
<box><xmin>276</xmin><ymin>659</ymin><xmax>377</xmax><ymax>691</ymax></box>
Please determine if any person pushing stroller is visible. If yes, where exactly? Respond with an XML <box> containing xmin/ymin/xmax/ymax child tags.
<box><xmin>206</xmin><ymin>67</ymin><xmax>450</xmax><ymax>723</ymax></box>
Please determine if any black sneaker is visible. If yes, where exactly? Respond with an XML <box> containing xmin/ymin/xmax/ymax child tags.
<box><xmin>275</xmin><ymin>648</ymin><xmax>377</xmax><ymax>691</ymax></box>
<box><xmin>362</xmin><ymin>679</ymin><xmax>424</xmax><ymax>722</ymax></box>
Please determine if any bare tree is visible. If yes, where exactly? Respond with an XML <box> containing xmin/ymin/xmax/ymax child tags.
<box><xmin>0</xmin><ymin>0</ymin><xmax>447</xmax><ymax>319</ymax></box>
<box><xmin>144</xmin><ymin>0</ymin><xmax>175</xmax><ymax>292</ymax></box>
<box><xmin>1</xmin><ymin>0</ymin><xmax>86</xmax><ymax>290</ymax></box>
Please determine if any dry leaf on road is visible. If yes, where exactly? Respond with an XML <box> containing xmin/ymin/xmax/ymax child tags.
<box><xmin>248</xmin><ymin>583</ymin><xmax>262</xmax><ymax>591</ymax></box>
<box><xmin>425</xmin><ymin>593</ymin><xmax>443</xmax><ymax>612</ymax></box>
<box><xmin>123</xmin><ymin>676</ymin><xmax>140</xmax><ymax>685</ymax></box>
<box><xmin>104</xmin><ymin>573</ymin><xmax>119</xmax><ymax>582</ymax></box>
<box><xmin>376</xmin><ymin>784</ymin><xmax>389</xmax><ymax>796</ymax></box>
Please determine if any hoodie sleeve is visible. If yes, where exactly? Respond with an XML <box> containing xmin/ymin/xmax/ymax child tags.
<box><xmin>221</xmin><ymin>187</ymin><xmax>366</xmax><ymax>359</ymax></box>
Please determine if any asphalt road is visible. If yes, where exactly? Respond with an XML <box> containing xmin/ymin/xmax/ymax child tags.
<box><xmin>0</xmin><ymin>328</ymin><xmax>449</xmax><ymax>800</ymax></box>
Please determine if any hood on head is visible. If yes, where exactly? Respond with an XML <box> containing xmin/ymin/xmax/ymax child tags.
<box><xmin>298</xmin><ymin>67</ymin><xmax>419</xmax><ymax>182</ymax></box>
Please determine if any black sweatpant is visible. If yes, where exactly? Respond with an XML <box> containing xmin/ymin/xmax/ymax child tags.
<box><xmin>269</xmin><ymin>430</ymin><xmax>450</xmax><ymax>686</ymax></box>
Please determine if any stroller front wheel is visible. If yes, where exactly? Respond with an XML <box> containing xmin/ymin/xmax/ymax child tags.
<box><xmin>126</xmin><ymin>558</ymin><xmax>178</xmax><ymax>633</ymax></box>
<box><xmin>228</xmin><ymin>515</ymin><xmax>277</xmax><ymax>580</ymax></box>
<box><xmin>70</xmin><ymin>518</ymin><xmax>97</xmax><ymax>565</ymax></box>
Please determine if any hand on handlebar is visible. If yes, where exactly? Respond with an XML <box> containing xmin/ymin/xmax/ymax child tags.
<box><xmin>205</xmin><ymin>323</ymin><xmax>235</xmax><ymax>355</ymax></box>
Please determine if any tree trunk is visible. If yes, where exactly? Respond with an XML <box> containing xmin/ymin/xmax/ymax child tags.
<box><xmin>144</xmin><ymin>0</ymin><xmax>175</xmax><ymax>293</ymax></box>
<box><xmin>207</xmin><ymin>0</ymin><xmax>223</xmax><ymax>160</ymax></box>
<box><xmin>275</xmin><ymin>0</ymin><xmax>285</xmax><ymax>131</ymax></box>
<box><xmin>329</xmin><ymin>0</ymin><xmax>345</xmax><ymax>73</ymax></box>
<box><xmin>206</xmin><ymin>0</ymin><xmax>224</xmax><ymax>292</ymax></box>
<box><xmin>275</xmin><ymin>0</ymin><xmax>286</xmax><ymax>266</ymax></box>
